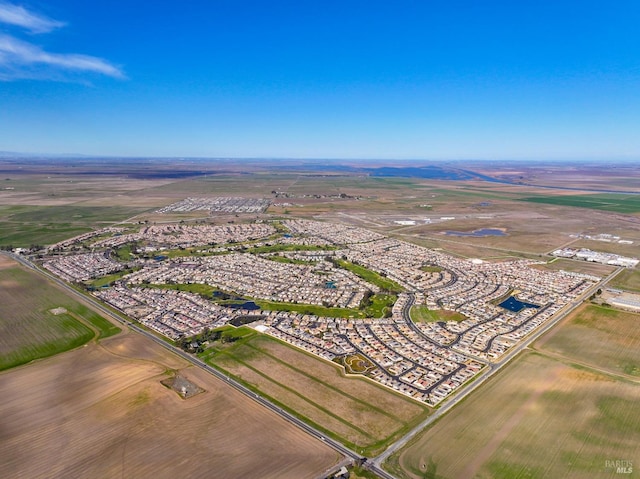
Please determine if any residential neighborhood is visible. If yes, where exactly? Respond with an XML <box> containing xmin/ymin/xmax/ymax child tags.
<box><xmin>40</xmin><ymin>216</ymin><xmax>598</xmax><ymax>405</ymax></box>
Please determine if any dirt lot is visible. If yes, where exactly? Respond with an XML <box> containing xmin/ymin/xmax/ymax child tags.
<box><xmin>532</xmin><ymin>258</ymin><xmax>616</xmax><ymax>277</ymax></box>
<box><xmin>0</xmin><ymin>333</ymin><xmax>340</xmax><ymax>479</ymax></box>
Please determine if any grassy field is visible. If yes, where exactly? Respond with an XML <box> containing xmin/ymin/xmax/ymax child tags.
<box><xmin>258</xmin><ymin>294</ymin><xmax>395</xmax><ymax>319</ymax></box>
<box><xmin>386</xmin><ymin>351</ymin><xmax>640</xmax><ymax>479</ymax></box>
<box><xmin>534</xmin><ymin>304</ymin><xmax>640</xmax><ymax>377</ymax></box>
<box><xmin>519</xmin><ymin>193</ymin><xmax>640</xmax><ymax>214</ymax></box>
<box><xmin>408</xmin><ymin>214</ymin><xmax>585</xmax><ymax>255</ymax></box>
<box><xmin>410</xmin><ymin>305</ymin><xmax>467</xmax><ymax>323</ymax></box>
<box><xmin>0</xmin><ymin>205</ymin><xmax>147</xmax><ymax>247</ymax></box>
<box><xmin>144</xmin><ymin>282</ymin><xmax>395</xmax><ymax>319</ymax></box>
<box><xmin>420</xmin><ymin>265</ymin><xmax>443</xmax><ymax>273</ymax></box>
<box><xmin>336</xmin><ymin>259</ymin><xmax>403</xmax><ymax>293</ymax></box>
<box><xmin>202</xmin><ymin>329</ymin><xmax>430</xmax><ymax>456</ymax></box>
<box><xmin>88</xmin><ymin>269</ymin><xmax>134</xmax><ymax>288</ymax></box>
<box><xmin>0</xmin><ymin>255</ymin><xmax>120</xmax><ymax>370</ymax></box>
<box><xmin>610</xmin><ymin>268</ymin><xmax>640</xmax><ymax>293</ymax></box>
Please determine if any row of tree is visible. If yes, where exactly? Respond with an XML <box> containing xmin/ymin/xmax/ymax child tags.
<box><xmin>175</xmin><ymin>328</ymin><xmax>238</xmax><ymax>353</ymax></box>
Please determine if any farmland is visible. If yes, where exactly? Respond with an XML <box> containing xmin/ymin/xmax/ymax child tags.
<box><xmin>202</xmin><ymin>329</ymin><xmax>430</xmax><ymax>456</ymax></box>
<box><xmin>0</xmin><ymin>254</ymin><xmax>120</xmax><ymax>370</ymax></box>
<box><xmin>534</xmin><ymin>304</ymin><xmax>640</xmax><ymax>377</ymax></box>
<box><xmin>610</xmin><ymin>268</ymin><xmax>640</xmax><ymax>293</ymax></box>
<box><xmin>519</xmin><ymin>193</ymin><xmax>640</xmax><ymax>214</ymax></box>
<box><xmin>0</xmin><ymin>204</ymin><xmax>150</xmax><ymax>247</ymax></box>
<box><xmin>0</xmin><ymin>333</ymin><xmax>340</xmax><ymax>479</ymax></box>
<box><xmin>386</xmin><ymin>351</ymin><xmax>640</xmax><ymax>479</ymax></box>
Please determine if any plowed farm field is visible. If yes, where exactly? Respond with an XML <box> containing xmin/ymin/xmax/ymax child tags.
<box><xmin>0</xmin><ymin>332</ymin><xmax>340</xmax><ymax>479</ymax></box>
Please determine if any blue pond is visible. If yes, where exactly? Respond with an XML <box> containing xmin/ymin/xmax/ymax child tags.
<box><xmin>446</xmin><ymin>228</ymin><xmax>506</xmax><ymax>237</ymax></box>
<box><xmin>499</xmin><ymin>296</ymin><xmax>540</xmax><ymax>313</ymax></box>
<box><xmin>226</xmin><ymin>301</ymin><xmax>261</xmax><ymax>311</ymax></box>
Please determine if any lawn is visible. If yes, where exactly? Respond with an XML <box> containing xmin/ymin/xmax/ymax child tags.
<box><xmin>420</xmin><ymin>265</ymin><xmax>443</xmax><ymax>273</ymax></box>
<box><xmin>335</xmin><ymin>259</ymin><xmax>403</xmax><ymax>293</ymax></box>
<box><xmin>87</xmin><ymin>269</ymin><xmax>137</xmax><ymax>288</ymax></box>
<box><xmin>410</xmin><ymin>305</ymin><xmax>467</xmax><ymax>323</ymax></box>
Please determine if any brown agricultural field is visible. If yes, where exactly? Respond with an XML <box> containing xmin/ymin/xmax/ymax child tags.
<box><xmin>534</xmin><ymin>303</ymin><xmax>640</xmax><ymax>377</ymax></box>
<box><xmin>386</xmin><ymin>351</ymin><xmax>640</xmax><ymax>479</ymax></box>
<box><xmin>101</xmin><ymin>331</ymin><xmax>190</xmax><ymax>370</ymax></box>
<box><xmin>0</xmin><ymin>173</ymin><xmax>176</xmax><ymax>207</ymax></box>
<box><xmin>209</xmin><ymin>334</ymin><xmax>429</xmax><ymax>455</ymax></box>
<box><xmin>395</xmin><ymin>206</ymin><xmax>610</xmax><ymax>256</ymax></box>
<box><xmin>0</xmin><ymin>333</ymin><xmax>340</xmax><ymax>479</ymax></box>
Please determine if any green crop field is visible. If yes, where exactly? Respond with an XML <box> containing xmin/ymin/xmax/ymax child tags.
<box><xmin>0</xmin><ymin>256</ymin><xmax>120</xmax><ymax>370</ymax></box>
<box><xmin>201</xmin><ymin>329</ymin><xmax>430</xmax><ymax>456</ymax></box>
<box><xmin>0</xmin><ymin>205</ymin><xmax>148</xmax><ymax>247</ymax></box>
<box><xmin>519</xmin><ymin>194</ymin><xmax>640</xmax><ymax>213</ymax></box>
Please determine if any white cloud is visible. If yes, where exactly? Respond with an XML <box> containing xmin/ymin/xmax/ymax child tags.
<box><xmin>0</xmin><ymin>2</ymin><xmax>125</xmax><ymax>81</ymax></box>
<box><xmin>0</xmin><ymin>34</ymin><xmax>125</xmax><ymax>80</ymax></box>
<box><xmin>0</xmin><ymin>2</ymin><xmax>65</xmax><ymax>33</ymax></box>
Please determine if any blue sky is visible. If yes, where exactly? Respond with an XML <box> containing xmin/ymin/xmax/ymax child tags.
<box><xmin>1</xmin><ymin>1</ymin><xmax>639</xmax><ymax>160</ymax></box>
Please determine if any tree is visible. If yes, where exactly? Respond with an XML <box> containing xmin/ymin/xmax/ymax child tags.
<box><xmin>359</xmin><ymin>290</ymin><xmax>374</xmax><ymax>309</ymax></box>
